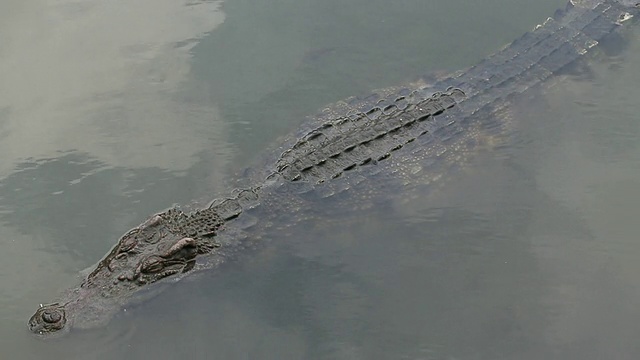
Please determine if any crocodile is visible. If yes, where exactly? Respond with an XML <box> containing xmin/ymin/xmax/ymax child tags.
<box><xmin>29</xmin><ymin>0</ymin><xmax>640</xmax><ymax>336</ymax></box>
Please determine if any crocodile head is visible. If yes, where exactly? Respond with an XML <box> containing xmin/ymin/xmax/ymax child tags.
<box><xmin>28</xmin><ymin>208</ymin><xmax>223</xmax><ymax>336</ymax></box>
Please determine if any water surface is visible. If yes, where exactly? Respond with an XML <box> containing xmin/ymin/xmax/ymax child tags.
<box><xmin>3</xmin><ymin>0</ymin><xmax>640</xmax><ymax>359</ymax></box>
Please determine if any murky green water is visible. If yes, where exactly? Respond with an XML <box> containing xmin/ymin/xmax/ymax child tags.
<box><xmin>3</xmin><ymin>0</ymin><xmax>640</xmax><ymax>359</ymax></box>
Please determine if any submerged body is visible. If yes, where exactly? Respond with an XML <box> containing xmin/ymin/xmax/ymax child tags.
<box><xmin>29</xmin><ymin>0</ymin><xmax>640</xmax><ymax>336</ymax></box>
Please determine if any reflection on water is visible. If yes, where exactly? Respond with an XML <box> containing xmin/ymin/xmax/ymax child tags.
<box><xmin>0</xmin><ymin>0</ymin><xmax>230</xmax><ymax>356</ymax></box>
<box><xmin>0</xmin><ymin>0</ymin><xmax>228</xmax><ymax>175</ymax></box>
<box><xmin>2</xmin><ymin>0</ymin><xmax>640</xmax><ymax>359</ymax></box>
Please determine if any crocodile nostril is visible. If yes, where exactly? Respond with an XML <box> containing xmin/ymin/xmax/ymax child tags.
<box><xmin>42</xmin><ymin>309</ymin><xmax>62</xmax><ymax>324</ymax></box>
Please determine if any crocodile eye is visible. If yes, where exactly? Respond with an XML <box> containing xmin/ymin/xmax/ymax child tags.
<box><xmin>42</xmin><ymin>309</ymin><xmax>62</xmax><ymax>324</ymax></box>
<box><xmin>141</xmin><ymin>257</ymin><xmax>164</xmax><ymax>273</ymax></box>
<box><xmin>118</xmin><ymin>235</ymin><xmax>138</xmax><ymax>253</ymax></box>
